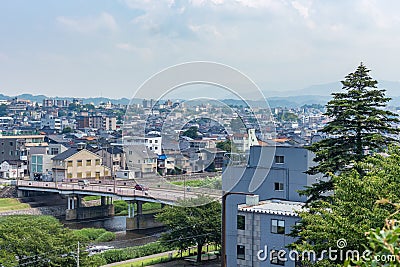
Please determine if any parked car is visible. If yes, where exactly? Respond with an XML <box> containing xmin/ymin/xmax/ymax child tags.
<box><xmin>78</xmin><ymin>180</ymin><xmax>90</xmax><ymax>186</ymax></box>
<box><xmin>134</xmin><ymin>184</ymin><xmax>149</xmax><ymax>191</ymax></box>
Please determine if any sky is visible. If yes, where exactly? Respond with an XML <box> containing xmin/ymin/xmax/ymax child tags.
<box><xmin>1</xmin><ymin>0</ymin><xmax>400</xmax><ymax>99</ymax></box>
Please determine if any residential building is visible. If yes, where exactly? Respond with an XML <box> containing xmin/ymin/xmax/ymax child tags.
<box><xmin>76</xmin><ymin>115</ymin><xmax>117</xmax><ymax>131</ymax></box>
<box><xmin>40</xmin><ymin>114</ymin><xmax>61</xmax><ymax>130</ymax></box>
<box><xmin>125</xmin><ymin>145</ymin><xmax>158</xmax><ymax>177</ymax></box>
<box><xmin>123</xmin><ymin>135</ymin><xmax>162</xmax><ymax>155</ymax></box>
<box><xmin>223</xmin><ymin>145</ymin><xmax>318</xmax><ymax>266</ymax></box>
<box><xmin>93</xmin><ymin>146</ymin><xmax>126</xmax><ymax>176</ymax></box>
<box><xmin>0</xmin><ymin>135</ymin><xmax>46</xmax><ymax>163</ymax></box>
<box><xmin>0</xmin><ymin>160</ymin><xmax>26</xmax><ymax>179</ymax></box>
<box><xmin>51</xmin><ymin>147</ymin><xmax>110</xmax><ymax>181</ymax></box>
<box><xmin>236</xmin><ymin>196</ymin><xmax>304</xmax><ymax>267</ymax></box>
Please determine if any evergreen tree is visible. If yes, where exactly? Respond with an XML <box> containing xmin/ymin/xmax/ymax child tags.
<box><xmin>303</xmin><ymin>63</ymin><xmax>399</xmax><ymax>202</ymax></box>
<box><xmin>292</xmin><ymin>147</ymin><xmax>400</xmax><ymax>266</ymax></box>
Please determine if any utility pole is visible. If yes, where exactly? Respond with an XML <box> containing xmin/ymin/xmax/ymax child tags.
<box><xmin>77</xmin><ymin>241</ymin><xmax>80</xmax><ymax>267</ymax></box>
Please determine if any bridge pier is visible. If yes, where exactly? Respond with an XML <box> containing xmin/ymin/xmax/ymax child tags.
<box><xmin>66</xmin><ymin>195</ymin><xmax>114</xmax><ymax>221</ymax></box>
<box><xmin>126</xmin><ymin>200</ymin><xmax>163</xmax><ymax>230</ymax></box>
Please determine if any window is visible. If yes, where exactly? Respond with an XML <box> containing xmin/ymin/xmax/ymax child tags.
<box><xmin>237</xmin><ymin>245</ymin><xmax>245</xmax><ymax>260</ymax></box>
<box><xmin>77</xmin><ymin>172</ymin><xmax>82</xmax><ymax>178</ymax></box>
<box><xmin>149</xmin><ymin>140</ymin><xmax>152</xmax><ymax>143</ymax></box>
<box><xmin>105</xmin><ymin>170</ymin><xmax>109</xmax><ymax>176</ymax></box>
<box><xmin>271</xmin><ymin>219</ymin><xmax>285</xmax><ymax>234</ymax></box>
<box><xmin>95</xmin><ymin>172</ymin><xmax>100</xmax><ymax>179</ymax></box>
<box><xmin>67</xmin><ymin>160</ymin><xmax>73</xmax><ymax>167</ymax></box>
<box><xmin>155</xmin><ymin>140</ymin><xmax>158</xmax><ymax>143</ymax></box>
<box><xmin>275</xmin><ymin>155</ymin><xmax>284</xmax><ymax>164</ymax></box>
<box><xmin>271</xmin><ymin>250</ymin><xmax>285</xmax><ymax>265</ymax></box>
<box><xmin>95</xmin><ymin>159</ymin><xmax>100</xmax><ymax>165</ymax></box>
<box><xmin>274</xmin><ymin>182</ymin><xmax>284</xmax><ymax>191</ymax></box>
<box><xmin>77</xmin><ymin>160</ymin><xmax>82</xmax><ymax>167</ymax></box>
<box><xmin>237</xmin><ymin>215</ymin><xmax>245</xmax><ymax>230</ymax></box>
<box><xmin>86</xmin><ymin>171</ymin><xmax>91</xmax><ymax>178</ymax></box>
<box><xmin>50</xmin><ymin>148</ymin><xmax>59</xmax><ymax>155</ymax></box>
<box><xmin>67</xmin><ymin>173</ymin><xmax>73</xmax><ymax>178</ymax></box>
<box><xmin>86</xmin><ymin>159</ymin><xmax>92</xmax><ymax>166</ymax></box>
<box><xmin>9</xmin><ymin>142</ymin><xmax>13</xmax><ymax>146</ymax></box>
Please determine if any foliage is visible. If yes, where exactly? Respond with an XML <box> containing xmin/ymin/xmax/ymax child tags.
<box><xmin>345</xmin><ymin>201</ymin><xmax>400</xmax><ymax>267</ymax></box>
<box><xmin>216</xmin><ymin>139</ymin><xmax>239</xmax><ymax>154</ymax></box>
<box><xmin>278</xmin><ymin>111</ymin><xmax>298</xmax><ymax>122</ymax></box>
<box><xmin>100</xmin><ymin>242</ymin><xmax>168</xmax><ymax>264</ymax></box>
<box><xmin>155</xmin><ymin>196</ymin><xmax>221</xmax><ymax>262</ymax></box>
<box><xmin>113</xmin><ymin>200</ymin><xmax>128</xmax><ymax>215</ymax></box>
<box><xmin>62</xmin><ymin>126</ymin><xmax>73</xmax><ymax>134</ymax></box>
<box><xmin>95</xmin><ymin>231</ymin><xmax>116</xmax><ymax>243</ymax></box>
<box><xmin>181</xmin><ymin>126</ymin><xmax>199</xmax><ymax>139</ymax></box>
<box><xmin>72</xmin><ymin>228</ymin><xmax>115</xmax><ymax>243</ymax></box>
<box><xmin>0</xmin><ymin>215</ymin><xmax>87</xmax><ymax>267</ymax></box>
<box><xmin>303</xmin><ymin>63</ymin><xmax>399</xmax><ymax>201</ymax></box>
<box><xmin>292</xmin><ymin>147</ymin><xmax>400</xmax><ymax>266</ymax></box>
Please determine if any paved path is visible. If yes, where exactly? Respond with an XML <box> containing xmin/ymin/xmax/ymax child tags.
<box><xmin>101</xmin><ymin>250</ymin><xmax>177</xmax><ymax>267</ymax></box>
<box><xmin>101</xmin><ymin>251</ymin><xmax>221</xmax><ymax>267</ymax></box>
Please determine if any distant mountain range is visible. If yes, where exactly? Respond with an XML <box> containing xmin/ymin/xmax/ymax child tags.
<box><xmin>1</xmin><ymin>80</ymin><xmax>400</xmax><ymax>108</ymax></box>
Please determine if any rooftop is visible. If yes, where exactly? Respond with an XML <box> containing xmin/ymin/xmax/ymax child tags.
<box><xmin>238</xmin><ymin>199</ymin><xmax>304</xmax><ymax>217</ymax></box>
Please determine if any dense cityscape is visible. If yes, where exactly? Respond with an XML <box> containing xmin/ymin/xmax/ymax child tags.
<box><xmin>3</xmin><ymin>1</ymin><xmax>400</xmax><ymax>267</ymax></box>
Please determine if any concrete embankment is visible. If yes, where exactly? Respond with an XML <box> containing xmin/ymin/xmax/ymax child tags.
<box><xmin>0</xmin><ymin>205</ymin><xmax>66</xmax><ymax>216</ymax></box>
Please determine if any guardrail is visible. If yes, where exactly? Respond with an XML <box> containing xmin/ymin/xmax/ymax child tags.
<box><xmin>16</xmin><ymin>180</ymin><xmax>219</xmax><ymax>203</ymax></box>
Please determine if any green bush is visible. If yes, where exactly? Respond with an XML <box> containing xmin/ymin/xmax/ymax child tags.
<box><xmin>101</xmin><ymin>242</ymin><xmax>169</xmax><ymax>264</ymax></box>
<box><xmin>113</xmin><ymin>200</ymin><xmax>127</xmax><ymax>214</ymax></box>
<box><xmin>95</xmin><ymin>231</ymin><xmax>116</xmax><ymax>242</ymax></box>
<box><xmin>72</xmin><ymin>228</ymin><xmax>107</xmax><ymax>242</ymax></box>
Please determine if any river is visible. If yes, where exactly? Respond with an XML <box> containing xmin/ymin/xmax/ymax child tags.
<box><xmin>59</xmin><ymin>216</ymin><xmax>165</xmax><ymax>249</ymax></box>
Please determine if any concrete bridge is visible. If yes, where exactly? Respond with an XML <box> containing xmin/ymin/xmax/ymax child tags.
<box><xmin>16</xmin><ymin>179</ymin><xmax>221</xmax><ymax>230</ymax></box>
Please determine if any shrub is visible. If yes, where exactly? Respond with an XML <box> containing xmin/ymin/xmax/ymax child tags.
<box><xmin>95</xmin><ymin>231</ymin><xmax>116</xmax><ymax>242</ymax></box>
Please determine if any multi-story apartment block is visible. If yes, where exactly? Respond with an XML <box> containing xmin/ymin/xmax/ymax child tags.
<box><xmin>223</xmin><ymin>145</ymin><xmax>318</xmax><ymax>267</ymax></box>
<box><xmin>123</xmin><ymin>135</ymin><xmax>162</xmax><ymax>155</ymax></box>
<box><xmin>76</xmin><ymin>115</ymin><xmax>117</xmax><ymax>131</ymax></box>
<box><xmin>0</xmin><ymin>135</ymin><xmax>46</xmax><ymax>163</ymax></box>
<box><xmin>40</xmin><ymin>114</ymin><xmax>61</xmax><ymax>130</ymax></box>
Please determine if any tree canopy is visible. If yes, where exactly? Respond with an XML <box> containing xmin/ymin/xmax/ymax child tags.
<box><xmin>292</xmin><ymin>147</ymin><xmax>400</xmax><ymax>266</ymax></box>
<box><xmin>303</xmin><ymin>63</ymin><xmax>399</xmax><ymax>201</ymax></box>
<box><xmin>155</xmin><ymin>196</ymin><xmax>221</xmax><ymax>262</ymax></box>
<box><xmin>181</xmin><ymin>126</ymin><xmax>199</xmax><ymax>139</ymax></box>
<box><xmin>0</xmin><ymin>215</ymin><xmax>104</xmax><ymax>267</ymax></box>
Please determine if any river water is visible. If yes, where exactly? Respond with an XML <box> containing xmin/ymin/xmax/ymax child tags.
<box><xmin>59</xmin><ymin>216</ymin><xmax>164</xmax><ymax>249</ymax></box>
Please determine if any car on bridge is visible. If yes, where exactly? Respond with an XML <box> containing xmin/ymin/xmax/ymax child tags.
<box><xmin>134</xmin><ymin>184</ymin><xmax>149</xmax><ymax>191</ymax></box>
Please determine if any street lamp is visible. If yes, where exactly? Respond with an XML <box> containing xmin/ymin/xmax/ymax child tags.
<box><xmin>221</xmin><ymin>191</ymin><xmax>254</xmax><ymax>267</ymax></box>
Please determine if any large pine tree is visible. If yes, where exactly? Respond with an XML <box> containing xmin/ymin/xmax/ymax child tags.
<box><xmin>303</xmin><ymin>63</ymin><xmax>399</xmax><ymax>202</ymax></box>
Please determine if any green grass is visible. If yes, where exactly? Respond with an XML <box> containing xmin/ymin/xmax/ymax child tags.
<box><xmin>170</xmin><ymin>177</ymin><xmax>222</xmax><ymax>189</ymax></box>
<box><xmin>0</xmin><ymin>198</ymin><xmax>30</xmax><ymax>212</ymax></box>
<box><xmin>83</xmin><ymin>196</ymin><xmax>101</xmax><ymax>201</ymax></box>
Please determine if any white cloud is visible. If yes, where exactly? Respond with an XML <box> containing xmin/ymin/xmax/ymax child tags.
<box><xmin>291</xmin><ymin>1</ymin><xmax>309</xmax><ymax>18</ymax></box>
<box><xmin>57</xmin><ymin>12</ymin><xmax>118</xmax><ymax>33</ymax></box>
